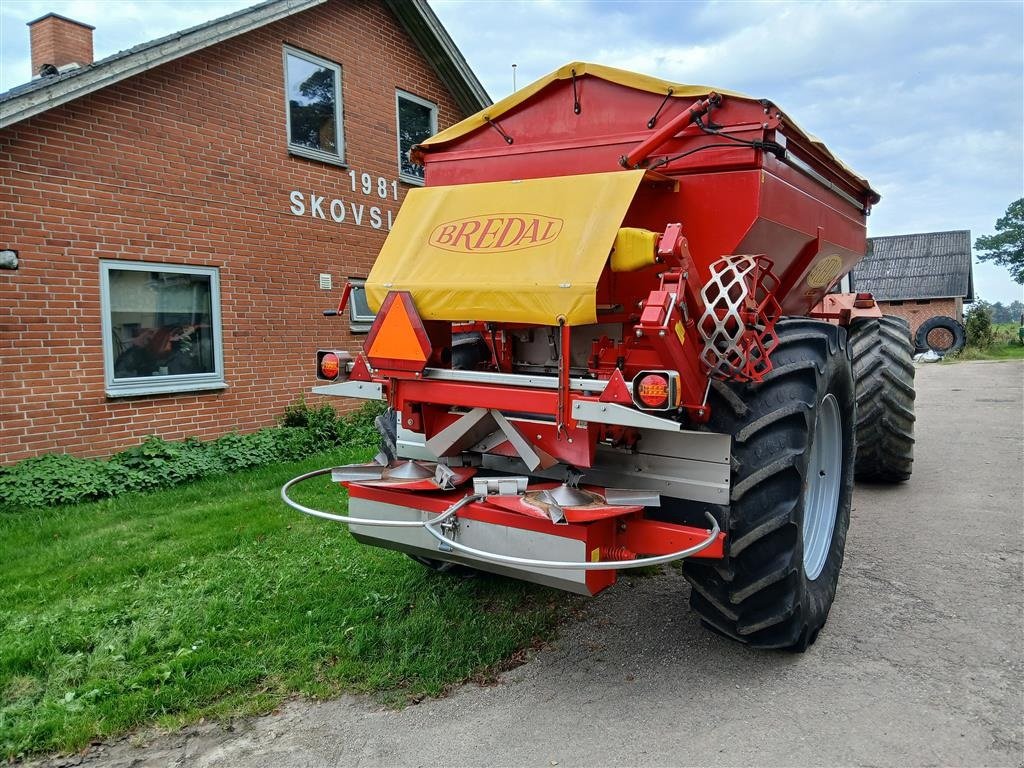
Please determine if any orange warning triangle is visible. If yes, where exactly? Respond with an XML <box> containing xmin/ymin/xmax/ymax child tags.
<box><xmin>366</xmin><ymin>295</ymin><xmax>429</xmax><ymax>362</ymax></box>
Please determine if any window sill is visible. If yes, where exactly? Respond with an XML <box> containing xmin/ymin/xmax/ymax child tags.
<box><xmin>289</xmin><ymin>146</ymin><xmax>347</xmax><ymax>168</ymax></box>
<box><xmin>399</xmin><ymin>173</ymin><xmax>425</xmax><ymax>186</ymax></box>
<box><xmin>105</xmin><ymin>380</ymin><xmax>228</xmax><ymax>399</ymax></box>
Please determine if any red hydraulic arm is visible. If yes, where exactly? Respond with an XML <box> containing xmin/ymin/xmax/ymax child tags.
<box><xmin>620</xmin><ymin>93</ymin><xmax>721</xmax><ymax>169</ymax></box>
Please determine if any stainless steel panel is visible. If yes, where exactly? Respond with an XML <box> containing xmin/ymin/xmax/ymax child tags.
<box><xmin>482</xmin><ymin>435</ymin><xmax>730</xmax><ymax>505</ymax></box>
<box><xmin>626</xmin><ymin>428</ymin><xmax>731</xmax><ymax>465</ymax></box>
<box><xmin>572</xmin><ymin>400</ymin><xmax>682</xmax><ymax>432</ymax></box>
<box><xmin>348</xmin><ymin>497</ymin><xmax>593</xmax><ymax>594</ymax></box>
<box><xmin>396</xmin><ymin>426</ymin><xmax>436</xmax><ymax>461</ymax></box>
<box><xmin>312</xmin><ymin>380</ymin><xmax>384</xmax><ymax>399</ymax></box>
<box><xmin>425</xmin><ymin>407</ymin><xmax>497</xmax><ymax>456</ymax></box>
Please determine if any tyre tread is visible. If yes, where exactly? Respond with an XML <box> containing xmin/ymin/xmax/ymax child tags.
<box><xmin>683</xmin><ymin>319</ymin><xmax>854</xmax><ymax>650</ymax></box>
<box><xmin>849</xmin><ymin>316</ymin><xmax>916</xmax><ymax>482</ymax></box>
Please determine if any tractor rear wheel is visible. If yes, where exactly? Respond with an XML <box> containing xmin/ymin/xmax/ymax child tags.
<box><xmin>682</xmin><ymin>319</ymin><xmax>855</xmax><ymax>651</ymax></box>
<box><xmin>849</xmin><ymin>315</ymin><xmax>916</xmax><ymax>482</ymax></box>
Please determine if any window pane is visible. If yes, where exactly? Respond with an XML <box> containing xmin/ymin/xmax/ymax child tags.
<box><xmin>350</xmin><ymin>284</ymin><xmax>372</xmax><ymax>319</ymax></box>
<box><xmin>109</xmin><ymin>269</ymin><xmax>216</xmax><ymax>380</ymax></box>
<box><xmin>287</xmin><ymin>53</ymin><xmax>337</xmax><ymax>155</ymax></box>
<box><xmin>398</xmin><ymin>97</ymin><xmax>434</xmax><ymax>180</ymax></box>
<box><xmin>349</xmin><ymin>281</ymin><xmax>374</xmax><ymax>332</ymax></box>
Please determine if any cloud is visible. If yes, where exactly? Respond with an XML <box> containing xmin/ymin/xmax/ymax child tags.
<box><xmin>432</xmin><ymin>0</ymin><xmax>1023</xmax><ymax>301</ymax></box>
<box><xmin>1</xmin><ymin>0</ymin><xmax>1020</xmax><ymax>301</ymax></box>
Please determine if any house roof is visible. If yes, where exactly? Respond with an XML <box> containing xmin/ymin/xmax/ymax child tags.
<box><xmin>0</xmin><ymin>0</ymin><xmax>490</xmax><ymax>130</ymax></box>
<box><xmin>852</xmin><ymin>230</ymin><xmax>974</xmax><ymax>302</ymax></box>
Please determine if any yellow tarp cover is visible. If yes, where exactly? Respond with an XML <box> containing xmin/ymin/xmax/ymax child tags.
<box><xmin>365</xmin><ymin>170</ymin><xmax>646</xmax><ymax>326</ymax></box>
<box><xmin>417</xmin><ymin>61</ymin><xmax>871</xmax><ymax>191</ymax></box>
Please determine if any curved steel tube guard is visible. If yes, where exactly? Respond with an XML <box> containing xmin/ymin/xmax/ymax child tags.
<box><xmin>282</xmin><ymin>468</ymin><xmax>721</xmax><ymax>571</ymax></box>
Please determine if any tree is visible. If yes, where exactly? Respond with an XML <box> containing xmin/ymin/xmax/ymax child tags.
<box><xmin>975</xmin><ymin>198</ymin><xmax>1024</xmax><ymax>284</ymax></box>
<box><xmin>990</xmin><ymin>301</ymin><xmax>1011</xmax><ymax>323</ymax></box>
<box><xmin>964</xmin><ymin>302</ymin><xmax>993</xmax><ymax>348</ymax></box>
<box><xmin>1010</xmin><ymin>300</ymin><xmax>1024</xmax><ymax>323</ymax></box>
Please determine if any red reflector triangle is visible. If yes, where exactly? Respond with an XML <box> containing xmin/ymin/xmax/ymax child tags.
<box><xmin>366</xmin><ymin>292</ymin><xmax>429</xmax><ymax>364</ymax></box>
<box><xmin>599</xmin><ymin>368</ymin><xmax>633</xmax><ymax>404</ymax></box>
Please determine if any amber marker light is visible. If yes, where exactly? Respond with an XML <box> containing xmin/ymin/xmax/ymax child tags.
<box><xmin>632</xmin><ymin>370</ymin><xmax>680</xmax><ymax>411</ymax></box>
<box><xmin>637</xmin><ymin>373</ymin><xmax>670</xmax><ymax>409</ymax></box>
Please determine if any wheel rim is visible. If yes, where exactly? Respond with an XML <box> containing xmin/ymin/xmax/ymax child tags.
<box><xmin>803</xmin><ymin>393</ymin><xmax>842</xmax><ymax>581</ymax></box>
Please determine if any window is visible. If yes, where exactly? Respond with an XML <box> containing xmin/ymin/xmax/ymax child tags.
<box><xmin>349</xmin><ymin>278</ymin><xmax>375</xmax><ymax>333</ymax></box>
<box><xmin>915</xmin><ymin>299</ymin><xmax>931</xmax><ymax>305</ymax></box>
<box><xmin>100</xmin><ymin>261</ymin><xmax>225</xmax><ymax>397</ymax></box>
<box><xmin>285</xmin><ymin>46</ymin><xmax>344</xmax><ymax>164</ymax></box>
<box><xmin>396</xmin><ymin>90</ymin><xmax>437</xmax><ymax>184</ymax></box>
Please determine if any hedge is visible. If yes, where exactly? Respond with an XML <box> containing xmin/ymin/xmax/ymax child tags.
<box><xmin>0</xmin><ymin>399</ymin><xmax>385</xmax><ymax>509</ymax></box>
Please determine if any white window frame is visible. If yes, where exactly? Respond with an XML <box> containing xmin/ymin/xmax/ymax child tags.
<box><xmin>396</xmin><ymin>89</ymin><xmax>438</xmax><ymax>185</ymax></box>
<box><xmin>348</xmin><ymin>278</ymin><xmax>375</xmax><ymax>333</ymax></box>
<box><xmin>284</xmin><ymin>45</ymin><xmax>345</xmax><ymax>166</ymax></box>
<box><xmin>100</xmin><ymin>260</ymin><xmax>226</xmax><ymax>398</ymax></box>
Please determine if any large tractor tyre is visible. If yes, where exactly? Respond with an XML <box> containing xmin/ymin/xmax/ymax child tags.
<box><xmin>682</xmin><ymin>319</ymin><xmax>855</xmax><ymax>651</ymax></box>
<box><xmin>914</xmin><ymin>315</ymin><xmax>965</xmax><ymax>356</ymax></box>
<box><xmin>849</xmin><ymin>315</ymin><xmax>916</xmax><ymax>482</ymax></box>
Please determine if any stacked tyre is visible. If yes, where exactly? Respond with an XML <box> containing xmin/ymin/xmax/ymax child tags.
<box><xmin>914</xmin><ymin>315</ymin><xmax>965</xmax><ymax>356</ymax></box>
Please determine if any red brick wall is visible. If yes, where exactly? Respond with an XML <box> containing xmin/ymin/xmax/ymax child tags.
<box><xmin>877</xmin><ymin>297</ymin><xmax>963</xmax><ymax>339</ymax></box>
<box><xmin>0</xmin><ymin>0</ymin><xmax>468</xmax><ymax>463</ymax></box>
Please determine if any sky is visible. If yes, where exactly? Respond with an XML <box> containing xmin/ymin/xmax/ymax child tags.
<box><xmin>1</xmin><ymin>0</ymin><xmax>1022</xmax><ymax>303</ymax></box>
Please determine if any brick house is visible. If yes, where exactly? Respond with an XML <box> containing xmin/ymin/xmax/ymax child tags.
<box><xmin>0</xmin><ymin>0</ymin><xmax>488</xmax><ymax>464</ymax></box>
<box><xmin>850</xmin><ymin>230</ymin><xmax>974</xmax><ymax>344</ymax></box>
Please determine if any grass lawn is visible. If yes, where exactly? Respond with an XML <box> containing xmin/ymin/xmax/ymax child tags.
<box><xmin>946</xmin><ymin>322</ymin><xmax>1024</xmax><ymax>362</ymax></box>
<box><xmin>0</xmin><ymin>446</ymin><xmax>563</xmax><ymax>760</ymax></box>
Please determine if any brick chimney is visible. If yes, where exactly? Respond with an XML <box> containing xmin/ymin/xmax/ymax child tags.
<box><xmin>28</xmin><ymin>13</ymin><xmax>95</xmax><ymax>77</ymax></box>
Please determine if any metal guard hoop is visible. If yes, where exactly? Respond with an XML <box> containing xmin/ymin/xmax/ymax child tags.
<box><xmin>281</xmin><ymin>468</ymin><xmax>721</xmax><ymax>572</ymax></box>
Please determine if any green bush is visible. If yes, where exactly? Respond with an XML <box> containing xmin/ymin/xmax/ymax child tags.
<box><xmin>965</xmin><ymin>303</ymin><xmax>994</xmax><ymax>348</ymax></box>
<box><xmin>0</xmin><ymin>399</ymin><xmax>385</xmax><ymax>510</ymax></box>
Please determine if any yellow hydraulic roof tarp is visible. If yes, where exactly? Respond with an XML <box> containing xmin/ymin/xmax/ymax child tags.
<box><xmin>365</xmin><ymin>170</ymin><xmax>646</xmax><ymax>326</ymax></box>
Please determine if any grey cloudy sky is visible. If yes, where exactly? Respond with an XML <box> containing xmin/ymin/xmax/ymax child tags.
<box><xmin>2</xmin><ymin>0</ymin><xmax>1021</xmax><ymax>302</ymax></box>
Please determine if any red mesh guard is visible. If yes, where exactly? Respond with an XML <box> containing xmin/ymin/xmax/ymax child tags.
<box><xmin>697</xmin><ymin>255</ymin><xmax>781</xmax><ymax>383</ymax></box>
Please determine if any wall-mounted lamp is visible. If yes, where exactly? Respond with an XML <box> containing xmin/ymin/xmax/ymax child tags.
<box><xmin>0</xmin><ymin>250</ymin><xmax>18</xmax><ymax>270</ymax></box>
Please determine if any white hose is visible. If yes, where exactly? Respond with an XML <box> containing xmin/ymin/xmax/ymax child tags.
<box><xmin>422</xmin><ymin>508</ymin><xmax>720</xmax><ymax>571</ymax></box>
<box><xmin>280</xmin><ymin>467</ymin><xmax>477</xmax><ymax>527</ymax></box>
<box><xmin>281</xmin><ymin>468</ymin><xmax>720</xmax><ymax>571</ymax></box>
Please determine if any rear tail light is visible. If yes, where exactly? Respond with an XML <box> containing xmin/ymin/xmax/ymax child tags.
<box><xmin>316</xmin><ymin>350</ymin><xmax>352</xmax><ymax>381</ymax></box>
<box><xmin>632</xmin><ymin>370</ymin><xmax>681</xmax><ymax>411</ymax></box>
<box><xmin>853</xmin><ymin>291</ymin><xmax>876</xmax><ymax>309</ymax></box>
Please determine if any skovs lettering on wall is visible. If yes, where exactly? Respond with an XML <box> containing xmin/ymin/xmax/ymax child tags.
<box><xmin>289</xmin><ymin>191</ymin><xmax>396</xmax><ymax>230</ymax></box>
